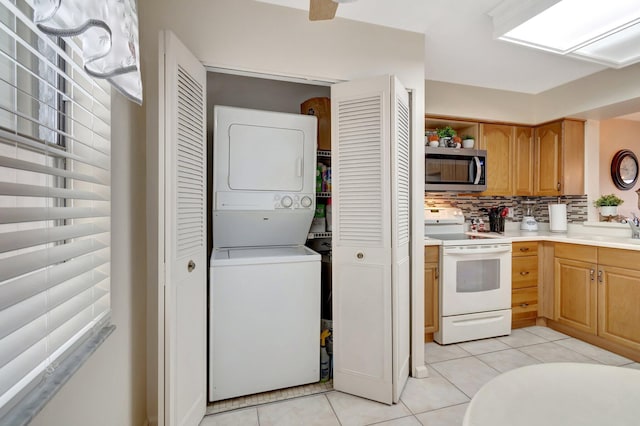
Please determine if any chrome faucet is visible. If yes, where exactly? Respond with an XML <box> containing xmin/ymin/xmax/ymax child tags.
<box><xmin>628</xmin><ymin>214</ymin><xmax>640</xmax><ymax>239</ymax></box>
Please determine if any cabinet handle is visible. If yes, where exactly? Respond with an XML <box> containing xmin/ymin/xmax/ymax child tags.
<box><xmin>557</xmin><ymin>182</ymin><xmax>561</xmax><ymax>191</ymax></box>
<box><xmin>520</xmin><ymin>303</ymin><xmax>529</xmax><ymax>308</ymax></box>
<box><xmin>590</xmin><ymin>269</ymin><xmax>595</xmax><ymax>281</ymax></box>
<box><xmin>520</xmin><ymin>271</ymin><xmax>530</xmax><ymax>276</ymax></box>
<box><xmin>519</xmin><ymin>247</ymin><xmax>529</xmax><ymax>252</ymax></box>
<box><xmin>598</xmin><ymin>270</ymin><xmax>603</xmax><ymax>283</ymax></box>
<box><xmin>435</xmin><ymin>266</ymin><xmax>439</xmax><ymax>280</ymax></box>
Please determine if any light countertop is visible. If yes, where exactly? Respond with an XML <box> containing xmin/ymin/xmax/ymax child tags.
<box><xmin>424</xmin><ymin>222</ymin><xmax>640</xmax><ymax>250</ymax></box>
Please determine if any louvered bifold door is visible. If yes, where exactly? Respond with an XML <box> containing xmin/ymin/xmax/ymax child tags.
<box><xmin>390</xmin><ymin>77</ymin><xmax>411</xmax><ymax>402</ymax></box>
<box><xmin>331</xmin><ymin>75</ymin><xmax>394</xmax><ymax>404</ymax></box>
<box><xmin>162</xmin><ymin>31</ymin><xmax>206</xmax><ymax>426</ymax></box>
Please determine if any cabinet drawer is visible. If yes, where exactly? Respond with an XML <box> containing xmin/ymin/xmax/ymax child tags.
<box><xmin>598</xmin><ymin>247</ymin><xmax>640</xmax><ymax>270</ymax></box>
<box><xmin>425</xmin><ymin>246</ymin><xmax>439</xmax><ymax>263</ymax></box>
<box><xmin>512</xmin><ymin>241</ymin><xmax>538</xmax><ymax>257</ymax></box>
<box><xmin>512</xmin><ymin>256</ymin><xmax>538</xmax><ymax>289</ymax></box>
<box><xmin>555</xmin><ymin>243</ymin><xmax>597</xmax><ymax>263</ymax></box>
<box><xmin>512</xmin><ymin>287</ymin><xmax>538</xmax><ymax>321</ymax></box>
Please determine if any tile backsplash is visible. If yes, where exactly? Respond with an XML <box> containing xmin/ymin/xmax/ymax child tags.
<box><xmin>424</xmin><ymin>193</ymin><xmax>588</xmax><ymax>223</ymax></box>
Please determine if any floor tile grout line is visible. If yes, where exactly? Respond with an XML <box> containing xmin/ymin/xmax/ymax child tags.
<box><xmin>323</xmin><ymin>391</ymin><xmax>343</xmax><ymax>426</ymax></box>
<box><xmin>427</xmin><ymin>363</ymin><xmax>475</xmax><ymax>401</ymax></box>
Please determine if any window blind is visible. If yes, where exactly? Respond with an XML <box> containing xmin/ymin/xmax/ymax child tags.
<box><xmin>0</xmin><ymin>0</ymin><xmax>111</xmax><ymax>418</ymax></box>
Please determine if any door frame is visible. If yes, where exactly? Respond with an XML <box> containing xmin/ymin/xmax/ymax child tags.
<box><xmin>153</xmin><ymin>64</ymin><xmax>427</xmax><ymax>423</ymax></box>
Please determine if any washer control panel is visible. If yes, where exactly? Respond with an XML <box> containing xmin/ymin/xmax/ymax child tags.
<box><xmin>273</xmin><ymin>194</ymin><xmax>314</xmax><ymax>209</ymax></box>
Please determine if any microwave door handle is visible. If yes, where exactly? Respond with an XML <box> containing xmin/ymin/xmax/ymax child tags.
<box><xmin>473</xmin><ymin>156</ymin><xmax>481</xmax><ymax>184</ymax></box>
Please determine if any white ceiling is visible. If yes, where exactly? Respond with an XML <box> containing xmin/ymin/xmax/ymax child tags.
<box><xmin>255</xmin><ymin>0</ymin><xmax>609</xmax><ymax>94</ymax></box>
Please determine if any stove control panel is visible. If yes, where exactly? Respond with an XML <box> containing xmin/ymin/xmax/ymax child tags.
<box><xmin>424</xmin><ymin>207</ymin><xmax>465</xmax><ymax>224</ymax></box>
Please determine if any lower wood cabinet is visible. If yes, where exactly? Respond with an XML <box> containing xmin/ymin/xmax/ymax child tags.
<box><xmin>424</xmin><ymin>246</ymin><xmax>439</xmax><ymax>341</ymax></box>
<box><xmin>597</xmin><ymin>249</ymin><xmax>640</xmax><ymax>353</ymax></box>
<box><xmin>554</xmin><ymin>243</ymin><xmax>640</xmax><ymax>353</ymax></box>
<box><xmin>512</xmin><ymin>241</ymin><xmax>539</xmax><ymax>328</ymax></box>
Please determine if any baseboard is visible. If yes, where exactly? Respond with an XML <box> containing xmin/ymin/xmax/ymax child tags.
<box><xmin>546</xmin><ymin>320</ymin><xmax>640</xmax><ymax>363</ymax></box>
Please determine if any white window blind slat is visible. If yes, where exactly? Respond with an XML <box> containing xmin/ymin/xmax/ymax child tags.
<box><xmin>0</xmin><ymin>181</ymin><xmax>109</xmax><ymax>200</ymax></box>
<box><xmin>0</xmin><ymin>270</ymin><xmax>108</xmax><ymax>342</ymax></box>
<box><xmin>0</xmin><ymin>239</ymin><xmax>108</xmax><ymax>282</ymax></box>
<box><xmin>0</xmin><ymin>206</ymin><xmax>109</xmax><ymax>224</ymax></box>
<box><xmin>0</xmin><ymin>222</ymin><xmax>109</xmax><ymax>253</ymax></box>
<box><xmin>0</xmin><ymin>155</ymin><xmax>108</xmax><ymax>185</ymax></box>
<box><xmin>0</xmin><ymin>0</ymin><xmax>111</xmax><ymax>416</ymax></box>
<box><xmin>0</xmin><ymin>254</ymin><xmax>109</xmax><ymax>311</ymax></box>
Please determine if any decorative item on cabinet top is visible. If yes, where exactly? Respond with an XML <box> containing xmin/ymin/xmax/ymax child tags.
<box><xmin>593</xmin><ymin>193</ymin><xmax>624</xmax><ymax>222</ymax></box>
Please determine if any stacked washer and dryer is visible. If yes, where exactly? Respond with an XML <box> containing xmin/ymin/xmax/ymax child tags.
<box><xmin>209</xmin><ymin>106</ymin><xmax>321</xmax><ymax>402</ymax></box>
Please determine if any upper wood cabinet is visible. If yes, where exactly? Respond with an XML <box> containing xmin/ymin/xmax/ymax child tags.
<box><xmin>424</xmin><ymin>116</ymin><xmax>584</xmax><ymax>196</ymax></box>
<box><xmin>534</xmin><ymin>119</ymin><xmax>585</xmax><ymax>196</ymax></box>
<box><xmin>479</xmin><ymin>123</ymin><xmax>513</xmax><ymax>196</ymax></box>
<box><xmin>514</xmin><ymin>126</ymin><xmax>534</xmax><ymax>196</ymax></box>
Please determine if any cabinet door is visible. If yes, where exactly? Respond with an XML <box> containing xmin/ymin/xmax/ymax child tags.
<box><xmin>534</xmin><ymin>121</ymin><xmax>562</xmax><ymax>195</ymax></box>
<box><xmin>479</xmin><ymin>123</ymin><xmax>513</xmax><ymax>195</ymax></box>
<box><xmin>424</xmin><ymin>247</ymin><xmax>439</xmax><ymax>337</ymax></box>
<box><xmin>514</xmin><ymin>126</ymin><xmax>534</xmax><ymax>196</ymax></box>
<box><xmin>598</xmin><ymin>266</ymin><xmax>640</xmax><ymax>352</ymax></box>
<box><xmin>554</xmin><ymin>257</ymin><xmax>597</xmax><ymax>335</ymax></box>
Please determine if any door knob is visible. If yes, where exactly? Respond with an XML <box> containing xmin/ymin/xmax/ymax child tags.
<box><xmin>188</xmin><ymin>260</ymin><xmax>196</xmax><ymax>272</ymax></box>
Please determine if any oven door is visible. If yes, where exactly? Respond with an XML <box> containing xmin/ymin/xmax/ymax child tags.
<box><xmin>441</xmin><ymin>243</ymin><xmax>512</xmax><ymax>316</ymax></box>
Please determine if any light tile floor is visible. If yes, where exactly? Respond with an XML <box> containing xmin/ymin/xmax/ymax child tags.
<box><xmin>200</xmin><ymin>326</ymin><xmax>639</xmax><ymax>426</ymax></box>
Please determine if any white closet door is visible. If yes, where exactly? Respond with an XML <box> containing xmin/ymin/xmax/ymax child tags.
<box><xmin>331</xmin><ymin>75</ymin><xmax>410</xmax><ymax>404</ymax></box>
<box><xmin>390</xmin><ymin>77</ymin><xmax>411</xmax><ymax>402</ymax></box>
<box><xmin>161</xmin><ymin>30</ymin><xmax>207</xmax><ymax>426</ymax></box>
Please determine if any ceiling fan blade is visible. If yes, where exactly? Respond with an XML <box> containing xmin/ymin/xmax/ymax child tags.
<box><xmin>309</xmin><ymin>0</ymin><xmax>338</xmax><ymax>21</ymax></box>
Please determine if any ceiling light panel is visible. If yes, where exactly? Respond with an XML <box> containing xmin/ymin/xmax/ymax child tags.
<box><xmin>491</xmin><ymin>0</ymin><xmax>640</xmax><ymax>68</ymax></box>
<box><xmin>572</xmin><ymin>21</ymin><xmax>640</xmax><ymax>67</ymax></box>
<box><xmin>503</xmin><ymin>0</ymin><xmax>640</xmax><ymax>53</ymax></box>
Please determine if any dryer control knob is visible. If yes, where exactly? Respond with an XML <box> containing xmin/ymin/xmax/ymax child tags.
<box><xmin>281</xmin><ymin>196</ymin><xmax>293</xmax><ymax>208</ymax></box>
<box><xmin>300</xmin><ymin>196</ymin><xmax>313</xmax><ymax>208</ymax></box>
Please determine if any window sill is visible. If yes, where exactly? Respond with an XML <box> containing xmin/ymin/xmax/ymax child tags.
<box><xmin>1</xmin><ymin>323</ymin><xmax>116</xmax><ymax>426</ymax></box>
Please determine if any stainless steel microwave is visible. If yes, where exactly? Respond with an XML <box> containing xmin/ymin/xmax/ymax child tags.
<box><xmin>425</xmin><ymin>147</ymin><xmax>487</xmax><ymax>192</ymax></box>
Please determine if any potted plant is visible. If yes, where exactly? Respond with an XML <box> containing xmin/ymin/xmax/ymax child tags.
<box><xmin>425</xmin><ymin>131</ymin><xmax>439</xmax><ymax>147</ymax></box>
<box><xmin>593</xmin><ymin>194</ymin><xmax>624</xmax><ymax>217</ymax></box>
<box><xmin>436</xmin><ymin>126</ymin><xmax>456</xmax><ymax>146</ymax></box>
<box><xmin>462</xmin><ymin>134</ymin><xmax>475</xmax><ymax>148</ymax></box>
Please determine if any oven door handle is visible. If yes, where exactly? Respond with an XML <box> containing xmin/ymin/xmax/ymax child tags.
<box><xmin>444</xmin><ymin>245</ymin><xmax>511</xmax><ymax>255</ymax></box>
<box><xmin>473</xmin><ymin>156</ymin><xmax>481</xmax><ymax>184</ymax></box>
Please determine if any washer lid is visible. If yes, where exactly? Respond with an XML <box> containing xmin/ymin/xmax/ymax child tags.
<box><xmin>211</xmin><ymin>245</ymin><xmax>320</xmax><ymax>265</ymax></box>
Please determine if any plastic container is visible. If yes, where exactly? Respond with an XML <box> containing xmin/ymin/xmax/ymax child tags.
<box><xmin>326</xmin><ymin>198</ymin><xmax>332</xmax><ymax>232</ymax></box>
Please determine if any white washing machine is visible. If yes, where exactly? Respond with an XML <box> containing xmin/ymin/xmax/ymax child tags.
<box><xmin>209</xmin><ymin>245</ymin><xmax>320</xmax><ymax>401</ymax></box>
<box><xmin>209</xmin><ymin>106</ymin><xmax>320</xmax><ymax>402</ymax></box>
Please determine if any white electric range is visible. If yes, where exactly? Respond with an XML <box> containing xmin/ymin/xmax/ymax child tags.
<box><xmin>425</xmin><ymin>207</ymin><xmax>512</xmax><ymax>344</ymax></box>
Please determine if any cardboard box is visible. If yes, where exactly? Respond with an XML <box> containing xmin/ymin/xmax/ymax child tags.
<box><xmin>301</xmin><ymin>97</ymin><xmax>331</xmax><ymax>151</ymax></box>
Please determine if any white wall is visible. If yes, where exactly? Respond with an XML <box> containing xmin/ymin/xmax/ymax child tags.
<box><xmin>425</xmin><ymin>62</ymin><xmax>640</xmax><ymax>125</ymax></box>
<box><xmin>30</xmin><ymin>94</ymin><xmax>148</xmax><ymax>425</ymax></box>
<box><xmin>139</xmin><ymin>0</ymin><xmax>427</xmax><ymax>422</ymax></box>
<box><xmin>425</xmin><ymin>80</ymin><xmax>536</xmax><ymax>124</ymax></box>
